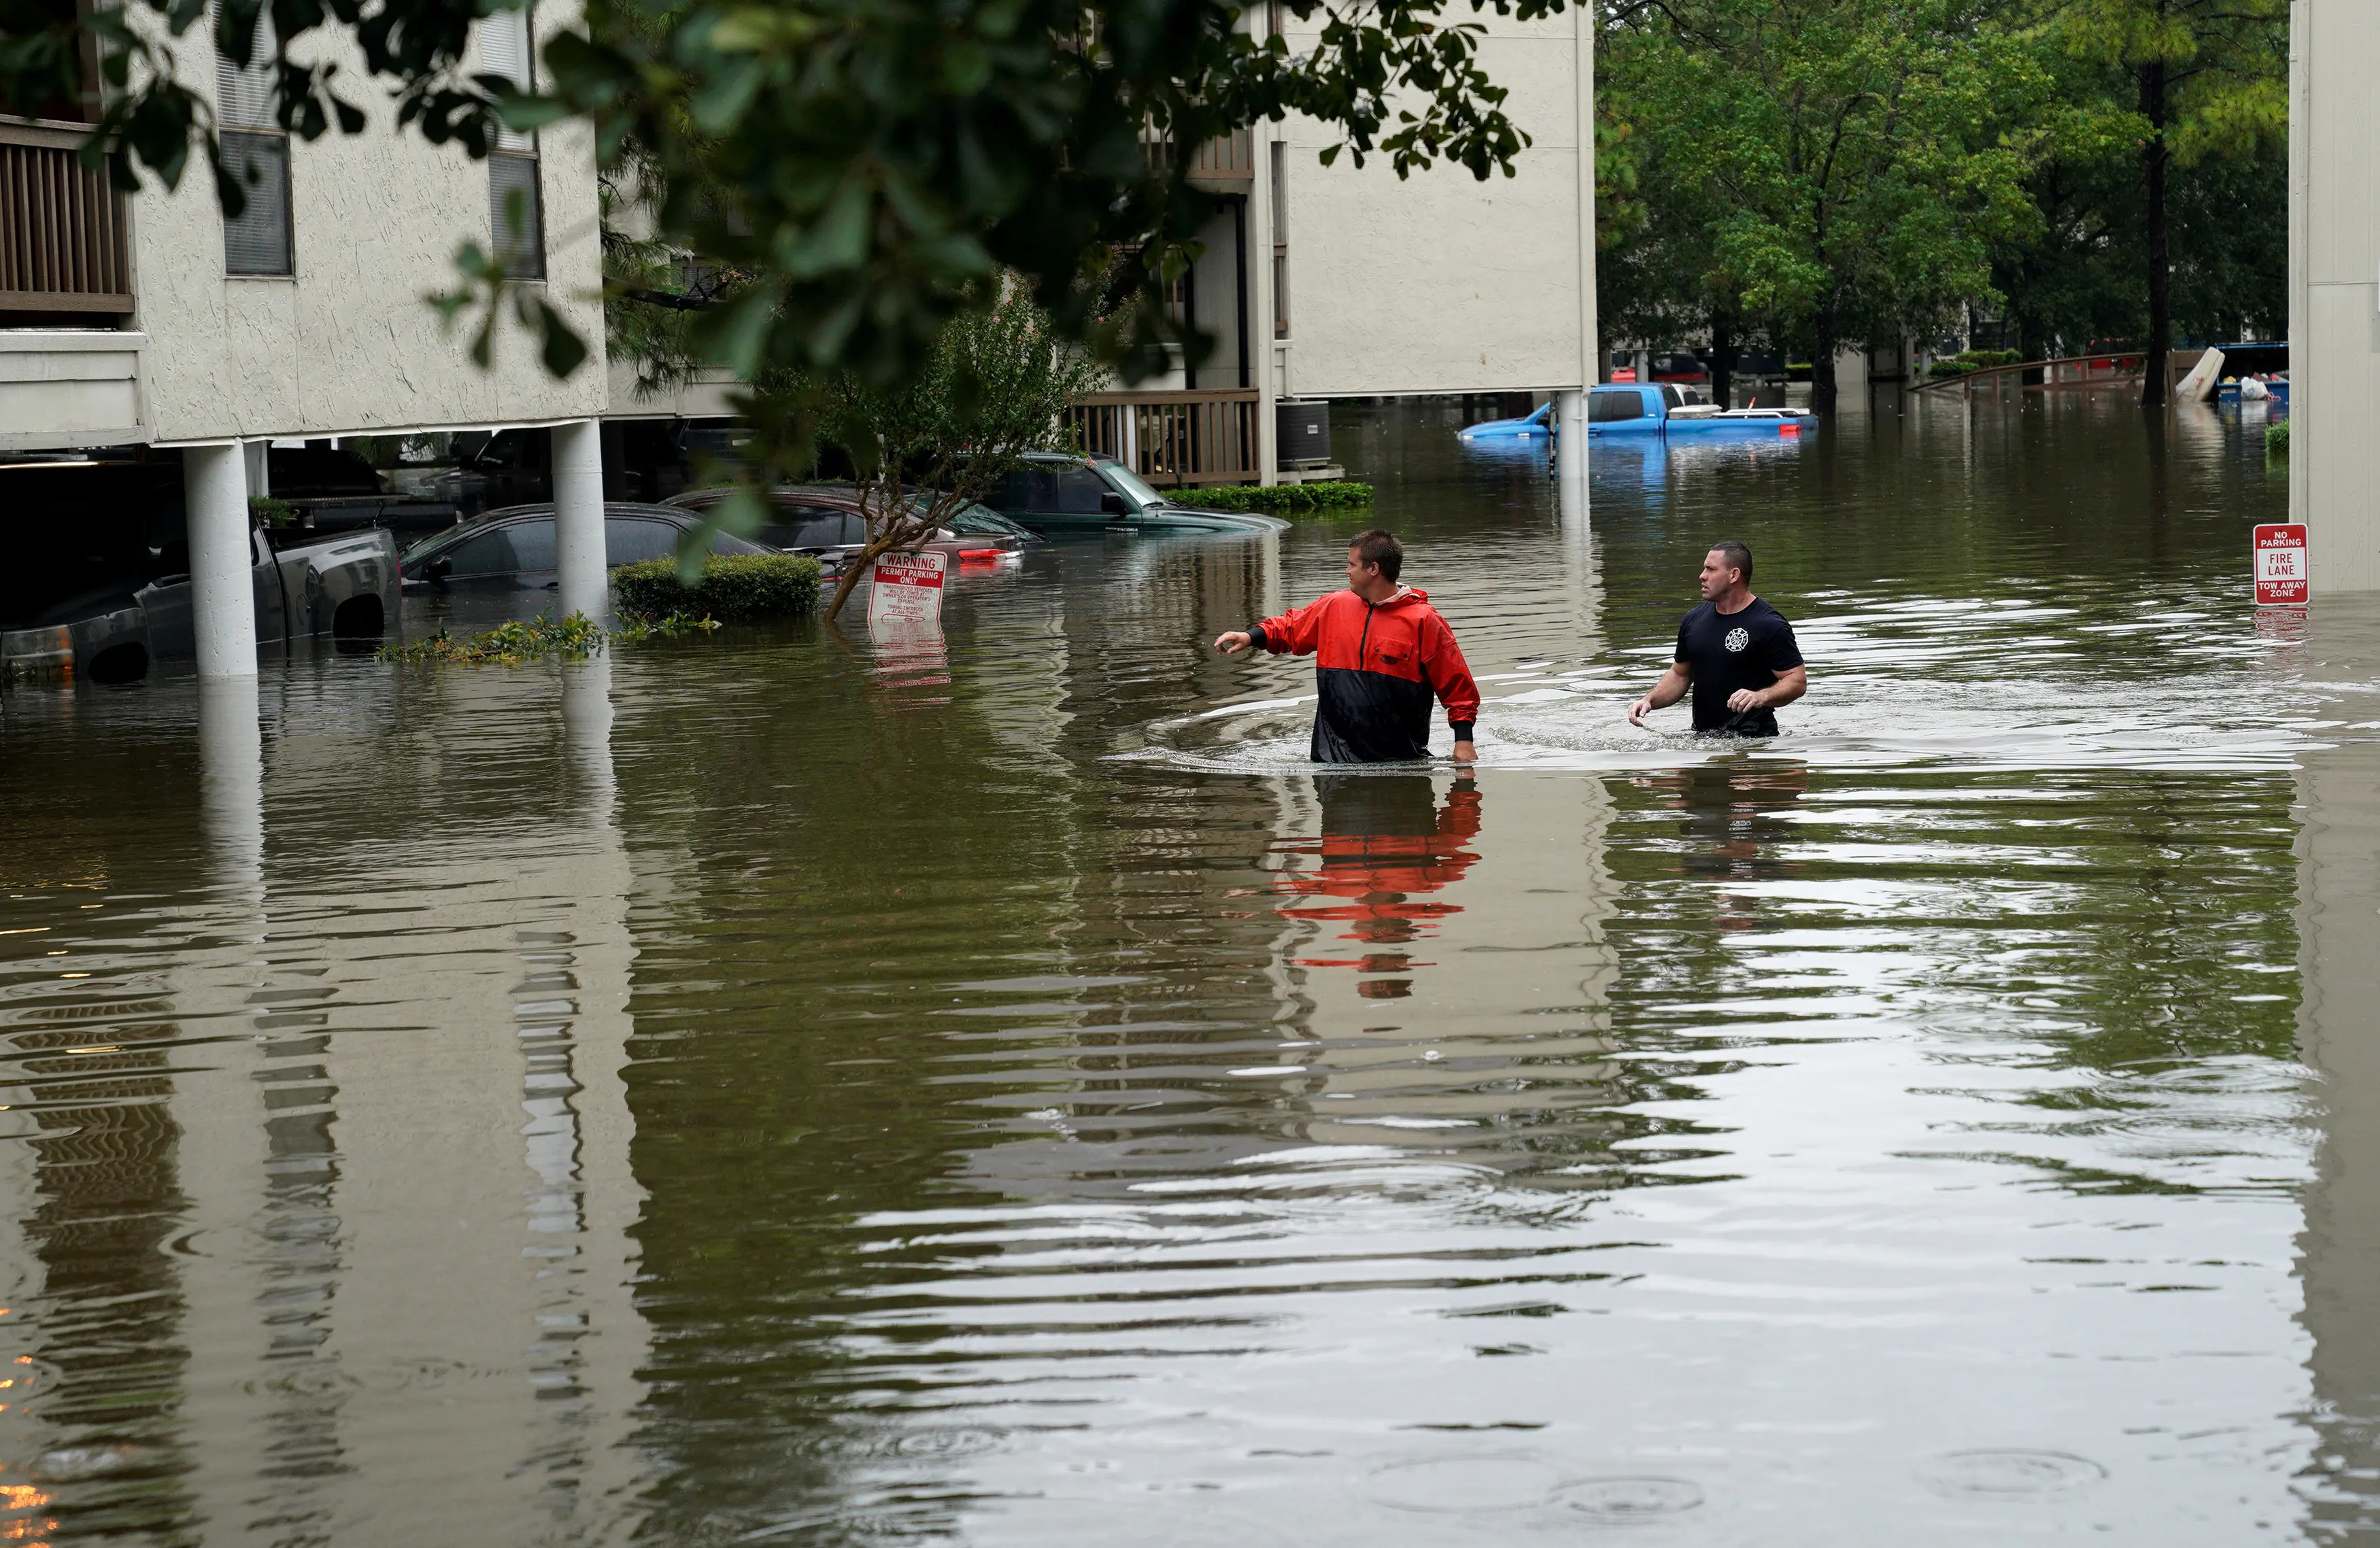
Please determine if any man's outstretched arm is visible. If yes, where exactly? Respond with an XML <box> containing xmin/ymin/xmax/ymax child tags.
<box><xmin>1629</xmin><ymin>663</ymin><xmax>1691</xmax><ymax>727</ymax></box>
<box><xmin>1215</xmin><ymin>598</ymin><xmax>1325</xmax><ymax>657</ymax></box>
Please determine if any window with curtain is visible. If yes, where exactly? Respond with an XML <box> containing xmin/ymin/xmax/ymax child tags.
<box><xmin>216</xmin><ymin>7</ymin><xmax>292</xmax><ymax>275</ymax></box>
<box><xmin>479</xmin><ymin>5</ymin><xmax>545</xmax><ymax>279</ymax></box>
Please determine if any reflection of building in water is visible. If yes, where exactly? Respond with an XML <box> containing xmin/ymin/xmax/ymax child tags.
<box><xmin>1273</xmin><ymin>776</ymin><xmax>1481</xmax><ymax>999</ymax></box>
<box><xmin>2294</xmin><ymin>604</ymin><xmax>2380</xmax><ymax>1534</ymax></box>
<box><xmin>0</xmin><ymin>666</ymin><xmax>651</xmax><ymax>1541</ymax></box>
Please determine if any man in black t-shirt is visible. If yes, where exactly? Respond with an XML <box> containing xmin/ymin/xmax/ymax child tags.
<box><xmin>1627</xmin><ymin>540</ymin><xmax>1807</xmax><ymax>737</ymax></box>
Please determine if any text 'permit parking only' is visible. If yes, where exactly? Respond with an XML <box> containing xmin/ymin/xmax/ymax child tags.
<box><xmin>867</xmin><ymin>551</ymin><xmax>948</xmax><ymax>629</ymax></box>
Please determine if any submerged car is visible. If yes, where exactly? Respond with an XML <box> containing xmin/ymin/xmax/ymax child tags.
<box><xmin>1459</xmin><ymin>386</ymin><xmax>1813</xmax><ymax>443</ymax></box>
<box><xmin>664</xmin><ymin>485</ymin><xmax>1034</xmax><ymax>577</ymax></box>
<box><xmin>979</xmin><ymin>453</ymin><xmax>1289</xmax><ymax>536</ymax></box>
<box><xmin>0</xmin><ymin>457</ymin><xmax>396</xmax><ymax>683</ymax></box>
<box><xmin>1583</xmin><ymin>385</ymin><xmax>1812</xmax><ymax>438</ymax></box>
<box><xmin>399</xmin><ymin>503</ymin><xmax>772</xmax><ymax>591</ymax></box>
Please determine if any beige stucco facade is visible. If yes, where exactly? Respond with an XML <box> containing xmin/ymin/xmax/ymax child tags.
<box><xmin>1265</xmin><ymin>7</ymin><xmax>1596</xmax><ymax>406</ymax></box>
<box><xmin>2288</xmin><ymin>0</ymin><xmax>2379</xmax><ymax>589</ymax></box>
<box><xmin>0</xmin><ymin>7</ymin><xmax>604</xmax><ymax>453</ymax></box>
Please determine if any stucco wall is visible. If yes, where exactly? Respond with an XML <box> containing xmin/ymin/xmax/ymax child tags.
<box><xmin>127</xmin><ymin>3</ymin><xmax>605</xmax><ymax>444</ymax></box>
<box><xmin>2290</xmin><ymin>0</ymin><xmax>2380</xmax><ymax>591</ymax></box>
<box><xmin>1274</xmin><ymin>8</ymin><xmax>1593</xmax><ymax>398</ymax></box>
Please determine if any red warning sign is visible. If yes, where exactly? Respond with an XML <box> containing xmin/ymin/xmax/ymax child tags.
<box><xmin>866</xmin><ymin>551</ymin><xmax>947</xmax><ymax>628</ymax></box>
<box><xmin>2254</xmin><ymin>523</ymin><xmax>2309</xmax><ymax>605</ymax></box>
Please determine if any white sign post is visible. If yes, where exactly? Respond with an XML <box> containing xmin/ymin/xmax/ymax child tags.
<box><xmin>866</xmin><ymin>551</ymin><xmax>948</xmax><ymax>629</ymax></box>
<box><xmin>2253</xmin><ymin>523</ymin><xmax>2309</xmax><ymax>606</ymax></box>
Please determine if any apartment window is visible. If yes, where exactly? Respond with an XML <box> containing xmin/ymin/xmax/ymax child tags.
<box><xmin>216</xmin><ymin>7</ymin><xmax>292</xmax><ymax>275</ymax></box>
<box><xmin>1270</xmin><ymin>141</ymin><xmax>1289</xmax><ymax>339</ymax></box>
<box><xmin>480</xmin><ymin>5</ymin><xmax>545</xmax><ymax>279</ymax></box>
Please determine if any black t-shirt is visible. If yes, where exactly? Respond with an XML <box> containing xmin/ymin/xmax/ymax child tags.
<box><xmin>1676</xmin><ymin>597</ymin><xmax>1803</xmax><ymax>736</ymax></box>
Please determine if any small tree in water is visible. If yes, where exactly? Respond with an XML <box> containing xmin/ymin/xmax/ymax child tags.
<box><xmin>809</xmin><ymin>286</ymin><xmax>1102</xmax><ymax>622</ymax></box>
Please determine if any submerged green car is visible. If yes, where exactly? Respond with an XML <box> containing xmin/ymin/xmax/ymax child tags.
<box><xmin>983</xmin><ymin>453</ymin><xmax>1289</xmax><ymax>536</ymax></box>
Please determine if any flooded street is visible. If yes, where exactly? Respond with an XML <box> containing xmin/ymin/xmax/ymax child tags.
<box><xmin>5</xmin><ymin>390</ymin><xmax>2376</xmax><ymax>1544</ymax></box>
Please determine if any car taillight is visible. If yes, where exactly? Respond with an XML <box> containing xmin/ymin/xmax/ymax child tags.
<box><xmin>957</xmin><ymin>549</ymin><xmax>1004</xmax><ymax>561</ymax></box>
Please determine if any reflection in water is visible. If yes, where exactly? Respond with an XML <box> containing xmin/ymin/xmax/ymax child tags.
<box><xmin>1274</xmin><ymin>775</ymin><xmax>1482</xmax><ymax>996</ymax></box>
<box><xmin>2293</xmin><ymin>602</ymin><xmax>2380</xmax><ymax>1538</ymax></box>
<box><xmin>1633</xmin><ymin>757</ymin><xmax>1807</xmax><ymax>931</ymax></box>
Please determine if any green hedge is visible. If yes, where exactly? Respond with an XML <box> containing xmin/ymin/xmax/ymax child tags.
<box><xmin>2266</xmin><ymin>415</ymin><xmax>2290</xmax><ymax>460</ymax></box>
<box><xmin>611</xmin><ymin>553</ymin><xmax>821</xmax><ymax>620</ymax></box>
<box><xmin>1927</xmin><ymin>348</ymin><xmax>2024</xmax><ymax>379</ymax></box>
<box><xmin>1165</xmin><ymin>481</ymin><xmax>1375</xmax><ymax>517</ymax></box>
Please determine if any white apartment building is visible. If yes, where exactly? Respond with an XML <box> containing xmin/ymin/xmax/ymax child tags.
<box><xmin>1074</xmin><ymin>3</ymin><xmax>1598</xmax><ymax>487</ymax></box>
<box><xmin>4</xmin><ymin>5</ymin><xmax>1596</xmax><ymax>676</ymax></box>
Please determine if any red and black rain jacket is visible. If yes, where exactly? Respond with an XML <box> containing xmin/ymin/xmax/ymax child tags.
<box><xmin>1248</xmin><ymin>586</ymin><xmax>1481</xmax><ymax>763</ymax></box>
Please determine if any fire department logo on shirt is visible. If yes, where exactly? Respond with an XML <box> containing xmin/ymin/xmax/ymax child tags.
<box><xmin>1723</xmin><ymin>627</ymin><xmax>1751</xmax><ymax>653</ymax></box>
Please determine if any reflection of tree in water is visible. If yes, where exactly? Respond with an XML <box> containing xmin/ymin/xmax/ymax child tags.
<box><xmin>1633</xmin><ymin>757</ymin><xmax>1807</xmax><ymax>932</ymax></box>
<box><xmin>1272</xmin><ymin>776</ymin><xmax>1480</xmax><ymax>999</ymax></box>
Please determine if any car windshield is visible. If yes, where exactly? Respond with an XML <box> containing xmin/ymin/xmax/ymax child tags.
<box><xmin>401</xmin><ymin>525</ymin><xmax>474</xmax><ymax>564</ymax></box>
<box><xmin>898</xmin><ymin>496</ymin><xmax>1032</xmax><ymax>537</ymax></box>
<box><xmin>940</xmin><ymin>502</ymin><xmax>1031</xmax><ymax>538</ymax></box>
<box><xmin>1095</xmin><ymin>462</ymin><xmax>1164</xmax><ymax>508</ymax></box>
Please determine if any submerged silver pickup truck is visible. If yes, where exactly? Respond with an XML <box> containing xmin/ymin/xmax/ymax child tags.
<box><xmin>1</xmin><ymin>459</ymin><xmax>399</xmax><ymax>683</ymax></box>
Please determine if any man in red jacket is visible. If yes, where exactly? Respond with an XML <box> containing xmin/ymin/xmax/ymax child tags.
<box><xmin>1214</xmin><ymin>530</ymin><xmax>1480</xmax><ymax>763</ymax></box>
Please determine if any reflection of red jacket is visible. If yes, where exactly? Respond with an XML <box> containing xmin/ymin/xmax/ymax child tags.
<box><xmin>1252</xmin><ymin>587</ymin><xmax>1480</xmax><ymax>763</ymax></box>
<box><xmin>1275</xmin><ymin>788</ymin><xmax>1482</xmax><ymax>935</ymax></box>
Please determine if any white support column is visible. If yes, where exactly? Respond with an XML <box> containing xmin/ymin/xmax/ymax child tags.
<box><xmin>184</xmin><ymin>443</ymin><xmax>258</xmax><ymax>679</ymax></box>
<box><xmin>1253</xmin><ymin>115</ymin><xmax>1280</xmax><ymax>487</ymax></box>
<box><xmin>1557</xmin><ymin>388</ymin><xmax>1588</xmax><ymax>492</ymax></box>
<box><xmin>552</xmin><ymin>419</ymin><xmax>609</xmax><ymax>624</ymax></box>
<box><xmin>1574</xmin><ymin>0</ymin><xmax>1597</xmax><ymax>400</ymax></box>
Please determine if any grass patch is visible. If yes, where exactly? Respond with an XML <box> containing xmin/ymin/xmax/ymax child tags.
<box><xmin>2266</xmin><ymin>415</ymin><xmax>2290</xmax><ymax>461</ymax></box>
<box><xmin>378</xmin><ymin>610</ymin><xmax>721</xmax><ymax>666</ymax></box>
<box><xmin>1165</xmin><ymin>481</ymin><xmax>1375</xmax><ymax>517</ymax></box>
<box><xmin>612</xmin><ymin>552</ymin><xmax>821</xmax><ymax>620</ymax></box>
<box><xmin>379</xmin><ymin>612</ymin><xmax>612</xmax><ymax>666</ymax></box>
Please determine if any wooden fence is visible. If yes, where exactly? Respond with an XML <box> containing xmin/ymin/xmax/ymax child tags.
<box><xmin>1068</xmin><ymin>388</ymin><xmax>1262</xmax><ymax>487</ymax></box>
<box><xmin>0</xmin><ymin>118</ymin><xmax>132</xmax><ymax>315</ymax></box>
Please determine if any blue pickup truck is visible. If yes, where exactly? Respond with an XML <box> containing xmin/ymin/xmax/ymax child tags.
<box><xmin>1460</xmin><ymin>385</ymin><xmax>1814</xmax><ymax>443</ymax></box>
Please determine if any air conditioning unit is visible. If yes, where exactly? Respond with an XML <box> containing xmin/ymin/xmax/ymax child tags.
<box><xmin>1276</xmin><ymin>400</ymin><xmax>1331</xmax><ymax>467</ymax></box>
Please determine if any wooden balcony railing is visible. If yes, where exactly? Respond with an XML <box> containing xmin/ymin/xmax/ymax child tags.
<box><xmin>1</xmin><ymin>118</ymin><xmax>132</xmax><ymax>315</ymax></box>
<box><xmin>1142</xmin><ymin>127</ymin><xmax>1255</xmax><ymax>193</ymax></box>
<box><xmin>1069</xmin><ymin>388</ymin><xmax>1261</xmax><ymax>486</ymax></box>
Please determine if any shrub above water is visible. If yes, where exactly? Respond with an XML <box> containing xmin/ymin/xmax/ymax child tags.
<box><xmin>612</xmin><ymin>553</ymin><xmax>822</xmax><ymax>621</ymax></box>
<box><xmin>1166</xmin><ymin>481</ymin><xmax>1375</xmax><ymax>517</ymax></box>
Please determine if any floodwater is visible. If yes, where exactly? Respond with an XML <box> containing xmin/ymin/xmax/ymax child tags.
<box><xmin>1</xmin><ymin>388</ymin><xmax>2375</xmax><ymax>1545</ymax></box>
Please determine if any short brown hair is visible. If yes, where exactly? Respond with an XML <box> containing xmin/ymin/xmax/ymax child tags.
<box><xmin>1350</xmin><ymin>529</ymin><xmax>1403</xmax><ymax>582</ymax></box>
<box><xmin>1710</xmin><ymin>538</ymin><xmax>1752</xmax><ymax>584</ymax></box>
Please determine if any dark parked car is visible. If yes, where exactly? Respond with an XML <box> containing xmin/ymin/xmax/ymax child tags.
<box><xmin>398</xmin><ymin>502</ymin><xmax>772</xmax><ymax>591</ymax></box>
<box><xmin>665</xmin><ymin>484</ymin><xmax>1034</xmax><ymax>577</ymax></box>
<box><xmin>981</xmin><ymin>453</ymin><xmax>1288</xmax><ymax>536</ymax></box>
<box><xmin>0</xmin><ymin>458</ymin><xmax>396</xmax><ymax>684</ymax></box>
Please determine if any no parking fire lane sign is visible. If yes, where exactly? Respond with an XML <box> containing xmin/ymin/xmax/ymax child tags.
<box><xmin>2254</xmin><ymin>523</ymin><xmax>2309</xmax><ymax>606</ymax></box>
